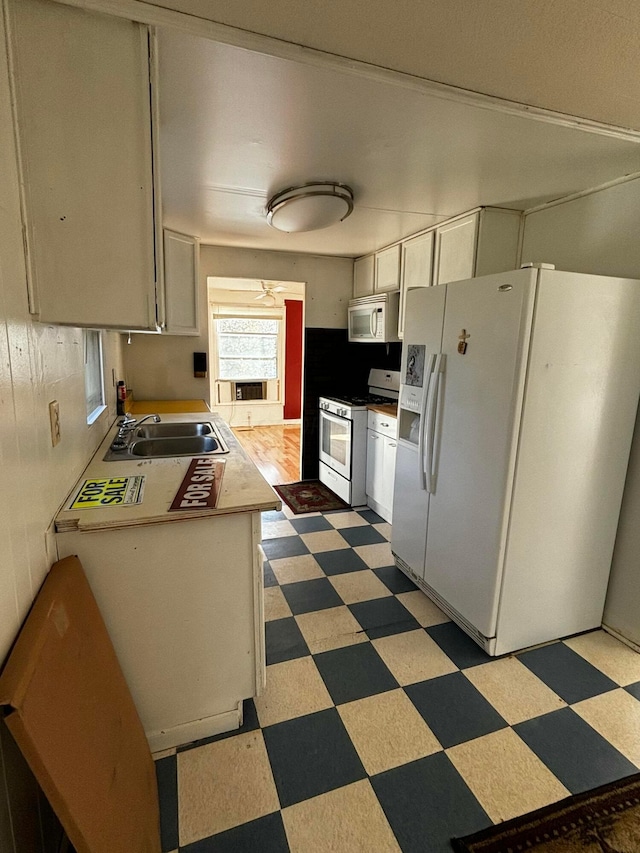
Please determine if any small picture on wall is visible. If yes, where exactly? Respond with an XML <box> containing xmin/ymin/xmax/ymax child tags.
<box><xmin>405</xmin><ymin>344</ymin><xmax>426</xmax><ymax>387</ymax></box>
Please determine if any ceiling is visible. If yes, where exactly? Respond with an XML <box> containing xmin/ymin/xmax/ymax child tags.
<box><xmin>158</xmin><ymin>27</ymin><xmax>640</xmax><ymax>258</ymax></box>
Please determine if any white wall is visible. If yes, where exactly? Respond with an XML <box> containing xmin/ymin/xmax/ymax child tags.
<box><xmin>123</xmin><ymin>244</ymin><xmax>353</xmax><ymax>403</ymax></box>
<box><xmin>521</xmin><ymin>176</ymin><xmax>640</xmax><ymax>646</ymax></box>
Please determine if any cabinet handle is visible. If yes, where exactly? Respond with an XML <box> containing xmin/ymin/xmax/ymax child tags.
<box><xmin>389</xmin><ymin>442</ymin><xmax>397</xmax><ymax>448</ymax></box>
<box><xmin>381</xmin><ymin>422</ymin><xmax>389</xmax><ymax>427</ymax></box>
<box><xmin>371</xmin><ymin>434</ymin><xmax>379</xmax><ymax>440</ymax></box>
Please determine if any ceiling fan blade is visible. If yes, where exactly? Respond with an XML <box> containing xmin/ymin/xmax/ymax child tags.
<box><xmin>254</xmin><ymin>292</ymin><xmax>266</xmax><ymax>300</ymax></box>
<box><xmin>272</xmin><ymin>285</ymin><xmax>286</xmax><ymax>292</ymax></box>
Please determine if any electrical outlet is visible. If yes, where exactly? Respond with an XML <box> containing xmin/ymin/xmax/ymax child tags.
<box><xmin>49</xmin><ymin>400</ymin><xmax>60</xmax><ymax>446</ymax></box>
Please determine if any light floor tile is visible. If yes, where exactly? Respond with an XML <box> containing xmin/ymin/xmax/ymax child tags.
<box><xmin>264</xmin><ymin>586</ymin><xmax>293</xmax><ymax>622</ymax></box>
<box><xmin>373</xmin><ymin>522</ymin><xmax>392</xmax><ymax>540</ymax></box>
<box><xmin>338</xmin><ymin>689</ymin><xmax>441</xmax><ymax>775</ymax></box>
<box><xmin>270</xmin><ymin>553</ymin><xmax>324</xmax><ymax>585</ymax></box>
<box><xmin>325</xmin><ymin>511</ymin><xmax>369</xmax><ymax>529</ymax></box>
<box><xmin>354</xmin><ymin>542</ymin><xmax>395</xmax><ymax>569</ymax></box>
<box><xmin>300</xmin><ymin>529</ymin><xmax>351</xmax><ymax>553</ymax></box>
<box><xmin>446</xmin><ymin>728</ymin><xmax>569</xmax><ymax>823</ymax></box>
<box><xmin>573</xmin><ymin>688</ymin><xmax>640</xmax><ymax>767</ymax></box>
<box><xmin>255</xmin><ymin>657</ymin><xmax>333</xmax><ymax>728</ymax></box>
<box><xmin>177</xmin><ymin>730</ymin><xmax>279</xmax><ymax>845</ymax></box>
<box><xmin>464</xmin><ymin>657</ymin><xmax>566</xmax><ymax>725</ymax></box>
<box><xmin>396</xmin><ymin>591</ymin><xmax>450</xmax><ymax>627</ymax></box>
<box><xmin>565</xmin><ymin>630</ymin><xmax>640</xmax><ymax>686</ymax></box>
<box><xmin>372</xmin><ymin>630</ymin><xmax>457</xmax><ymax>685</ymax></box>
<box><xmin>282</xmin><ymin>779</ymin><xmax>401</xmax><ymax>853</ymax></box>
<box><xmin>295</xmin><ymin>605</ymin><xmax>364</xmax><ymax>652</ymax></box>
<box><xmin>307</xmin><ymin>632</ymin><xmax>370</xmax><ymax>654</ymax></box>
<box><xmin>281</xmin><ymin>503</ymin><xmax>295</xmax><ymax>519</ymax></box>
<box><xmin>329</xmin><ymin>571</ymin><xmax>393</xmax><ymax>605</ymax></box>
<box><xmin>262</xmin><ymin>519</ymin><xmax>296</xmax><ymax>539</ymax></box>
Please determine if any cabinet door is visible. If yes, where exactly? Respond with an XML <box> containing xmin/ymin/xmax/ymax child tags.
<box><xmin>374</xmin><ymin>245</ymin><xmax>401</xmax><ymax>293</ymax></box>
<box><xmin>399</xmin><ymin>231</ymin><xmax>434</xmax><ymax>338</ymax></box>
<box><xmin>163</xmin><ymin>230</ymin><xmax>199</xmax><ymax>335</ymax></box>
<box><xmin>383</xmin><ymin>437</ymin><xmax>397</xmax><ymax>520</ymax></box>
<box><xmin>433</xmin><ymin>213</ymin><xmax>478</xmax><ymax>286</ymax></box>
<box><xmin>366</xmin><ymin>429</ymin><xmax>384</xmax><ymax>503</ymax></box>
<box><xmin>353</xmin><ymin>255</ymin><xmax>375</xmax><ymax>297</ymax></box>
<box><xmin>7</xmin><ymin>0</ymin><xmax>158</xmax><ymax>329</ymax></box>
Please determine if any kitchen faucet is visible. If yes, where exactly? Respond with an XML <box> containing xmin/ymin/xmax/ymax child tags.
<box><xmin>114</xmin><ymin>413</ymin><xmax>161</xmax><ymax>445</ymax></box>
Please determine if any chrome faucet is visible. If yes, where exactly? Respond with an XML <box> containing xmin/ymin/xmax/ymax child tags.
<box><xmin>114</xmin><ymin>413</ymin><xmax>161</xmax><ymax>444</ymax></box>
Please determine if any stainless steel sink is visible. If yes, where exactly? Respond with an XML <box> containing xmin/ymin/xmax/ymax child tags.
<box><xmin>129</xmin><ymin>436</ymin><xmax>223</xmax><ymax>458</ymax></box>
<box><xmin>103</xmin><ymin>421</ymin><xmax>229</xmax><ymax>460</ymax></box>
<box><xmin>134</xmin><ymin>422</ymin><xmax>213</xmax><ymax>439</ymax></box>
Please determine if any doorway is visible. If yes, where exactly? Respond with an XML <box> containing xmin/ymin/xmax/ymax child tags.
<box><xmin>207</xmin><ymin>277</ymin><xmax>304</xmax><ymax>485</ymax></box>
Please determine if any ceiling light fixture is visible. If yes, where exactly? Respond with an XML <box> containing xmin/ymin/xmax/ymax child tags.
<box><xmin>266</xmin><ymin>182</ymin><xmax>354</xmax><ymax>233</ymax></box>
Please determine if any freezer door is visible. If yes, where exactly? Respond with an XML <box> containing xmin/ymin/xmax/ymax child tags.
<box><xmin>391</xmin><ymin>442</ymin><xmax>429</xmax><ymax>578</ymax></box>
<box><xmin>424</xmin><ymin>268</ymin><xmax>536</xmax><ymax>638</ymax></box>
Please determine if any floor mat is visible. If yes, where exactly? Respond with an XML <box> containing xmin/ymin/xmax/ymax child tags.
<box><xmin>274</xmin><ymin>481</ymin><xmax>348</xmax><ymax>514</ymax></box>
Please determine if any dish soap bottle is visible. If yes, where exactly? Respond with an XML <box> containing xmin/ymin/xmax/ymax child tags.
<box><xmin>116</xmin><ymin>380</ymin><xmax>127</xmax><ymax>416</ymax></box>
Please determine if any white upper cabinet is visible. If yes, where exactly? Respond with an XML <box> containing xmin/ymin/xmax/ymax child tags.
<box><xmin>433</xmin><ymin>208</ymin><xmax>521</xmax><ymax>287</ymax></box>
<box><xmin>163</xmin><ymin>229</ymin><xmax>200</xmax><ymax>335</ymax></box>
<box><xmin>353</xmin><ymin>254</ymin><xmax>375</xmax><ymax>298</ymax></box>
<box><xmin>374</xmin><ymin>245</ymin><xmax>401</xmax><ymax>293</ymax></box>
<box><xmin>398</xmin><ymin>230</ymin><xmax>434</xmax><ymax>339</ymax></box>
<box><xmin>7</xmin><ymin>0</ymin><xmax>161</xmax><ymax>330</ymax></box>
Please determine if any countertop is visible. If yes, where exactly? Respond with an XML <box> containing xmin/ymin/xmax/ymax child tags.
<box><xmin>127</xmin><ymin>399</ymin><xmax>210</xmax><ymax>414</ymax></box>
<box><xmin>55</xmin><ymin>413</ymin><xmax>279</xmax><ymax>533</ymax></box>
<box><xmin>367</xmin><ymin>402</ymin><xmax>398</xmax><ymax>417</ymax></box>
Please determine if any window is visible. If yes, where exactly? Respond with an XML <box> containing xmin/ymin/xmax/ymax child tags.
<box><xmin>216</xmin><ymin>317</ymin><xmax>280</xmax><ymax>380</ymax></box>
<box><xmin>84</xmin><ymin>330</ymin><xmax>105</xmax><ymax>424</ymax></box>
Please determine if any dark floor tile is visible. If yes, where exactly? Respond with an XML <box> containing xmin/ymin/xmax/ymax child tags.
<box><xmin>314</xmin><ymin>548</ymin><xmax>370</xmax><ymax>576</ymax></box>
<box><xmin>373</xmin><ymin>565</ymin><xmax>418</xmax><ymax>594</ymax></box>
<box><xmin>514</xmin><ymin>707</ymin><xmax>637</xmax><ymax>794</ymax></box>
<box><xmin>265</xmin><ymin>617</ymin><xmax>310</xmax><ymax>665</ymax></box>
<box><xmin>262</xmin><ymin>536</ymin><xmax>309</xmax><ymax>560</ymax></box>
<box><xmin>348</xmin><ymin>597</ymin><xmax>420</xmax><ymax>639</ymax></box>
<box><xmin>339</xmin><ymin>525</ymin><xmax>387</xmax><ymax>547</ymax></box>
<box><xmin>405</xmin><ymin>672</ymin><xmax>507</xmax><ymax>748</ymax></box>
<box><xmin>154</xmin><ymin>755</ymin><xmax>178</xmax><ymax>853</ymax></box>
<box><xmin>517</xmin><ymin>642</ymin><xmax>618</xmax><ymax>703</ymax></box>
<box><xmin>280</xmin><ymin>577</ymin><xmax>344</xmax><ymax>615</ymax></box>
<box><xmin>262</xmin><ymin>510</ymin><xmax>288</xmax><ymax>522</ymax></box>
<box><xmin>289</xmin><ymin>515</ymin><xmax>333</xmax><ymax>533</ymax></box>
<box><xmin>263</xmin><ymin>708</ymin><xmax>366</xmax><ymax>808</ymax></box>
<box><xmin>313</xmin><ymin>642</ymin><xmax>398</xmax><ymax>705</ymax></box>
<box><xmin>426</xmin><ymin>622</ymin><xmax>494</xmax><ymax>669</ymax></box>
<box><xmin>625</xmin><ymin>681</ymin><xmax>640</xmax><ymax>701</ymax></box>
<box><xmin>177</xmin><ymin>700</ymin><xmax>260</xmax><ymax>753</ymax></box>
<box><xmin>357</xmin><ymin>508</ymin><xmax>384</xmax><ymax>524</ymax></box>
<box><xmin>264</xmin><ymin>561</ymin><xmax>278</xmax><ymax>588</ymax></box>
<box><xmin>371</xmin><ymin>752</ymin><xmax>490</xmax><ymax>853</ymax></box>
<box><xmin>180</xmin><ymin>812</ymin><xmax>289</xmax><ymax>852</ymax></box>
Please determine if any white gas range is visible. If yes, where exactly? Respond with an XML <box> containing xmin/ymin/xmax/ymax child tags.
<box><xmin>319</xmin><ymin>368</ymin><xmax>400</xmax><ymax>506</ymax></box>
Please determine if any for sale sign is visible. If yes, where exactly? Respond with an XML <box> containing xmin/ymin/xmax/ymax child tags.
<box><xmin>68</xmin><ymin>476</ymin><xmax>145</xmax><ymax>510</ymax></box>
<box><xmin>169</xmin><ymin>457</ymin><xmax>225</xmax><ymax>511</ymax></box>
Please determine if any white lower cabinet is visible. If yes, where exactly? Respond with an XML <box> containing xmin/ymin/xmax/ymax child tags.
<box><xmin>366</xmin><ymin>411</ymin><xmax>398</xmax><ymax>523</ymax></box>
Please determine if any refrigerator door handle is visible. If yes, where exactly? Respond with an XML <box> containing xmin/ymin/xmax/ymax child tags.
<box><xmin>425</xmin><ymin>353</ymin><xmax>443</xmax><ymax>493</ymax></box>
<box><xmin>418</xmin><ymin>354</ymin><xmax>436</xmax><ymax>491</ymax></box>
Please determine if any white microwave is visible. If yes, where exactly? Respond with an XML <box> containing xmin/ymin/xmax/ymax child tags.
<box><xmin>348</xmin><ymin>292</ymin><xmax>400</xmax><ymax>343</ymax></box>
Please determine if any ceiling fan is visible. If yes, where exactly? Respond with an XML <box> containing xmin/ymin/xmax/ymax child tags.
<box><xmin>254</xmin><ymin>281</ymin><xmax>286</xmax><ymax>304</ymax></box>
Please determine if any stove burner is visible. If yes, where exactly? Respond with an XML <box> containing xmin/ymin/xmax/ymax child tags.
<box><xmin>323</xmin><ymin>394</ymin><xmax>392</xmax><ymax>406</ymax></box>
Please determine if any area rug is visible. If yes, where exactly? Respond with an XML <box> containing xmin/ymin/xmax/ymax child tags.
<box><xmin>451</xmin><ymin>772</ymin><xmax>640</xmax><ymax>852</ymax></box>
<box><xmin>274</xmin><ymin>481</ymin><xmax>348</xmax><ymax>514</ymax></box>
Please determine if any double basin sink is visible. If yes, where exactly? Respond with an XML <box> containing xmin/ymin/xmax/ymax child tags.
<box><xmin>104</xmin><ymin>421</ymin><xmax>229</xmax><ymax>461</ymax></box>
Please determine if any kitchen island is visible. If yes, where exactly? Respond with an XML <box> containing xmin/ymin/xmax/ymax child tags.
<box><xmin>55</xmin><ymin>413</ymin><xmax>279</xmax><ymax>751</ymax></box>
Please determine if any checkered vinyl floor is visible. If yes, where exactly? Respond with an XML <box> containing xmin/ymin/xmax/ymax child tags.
<box><xmin>154</xmin><ymin>507</ymin><xmax>640</xmax><ymax>852</ymax></box>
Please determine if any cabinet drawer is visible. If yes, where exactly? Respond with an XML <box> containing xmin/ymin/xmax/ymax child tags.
<box><xmin>368</xmin><ymin>410</ymin><xmax>397</xmax><ymax>438</ymax></box>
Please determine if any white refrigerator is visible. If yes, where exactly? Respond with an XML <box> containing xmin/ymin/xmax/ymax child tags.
<box><xmin>392</xmin><ymin>266</ymin><xmax>640</xmax><ymax>655</ymax></box>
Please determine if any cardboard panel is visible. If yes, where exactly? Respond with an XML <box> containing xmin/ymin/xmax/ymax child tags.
<box><xmin>0</xmin><ymin>556</ymin><xmax>160</xmax><ymax>853</ymax></box>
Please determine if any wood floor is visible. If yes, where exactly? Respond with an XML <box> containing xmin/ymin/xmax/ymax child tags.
<box><xmin>232</xmin><ymin>424</ymin><xmax>301</xmax><ymax>485</ymax></box>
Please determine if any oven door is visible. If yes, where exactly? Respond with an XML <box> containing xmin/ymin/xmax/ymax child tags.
<box><xmin>319</xmin><ymin>409</ymin><xmax>352</xmax><ymax>479</ymax></box>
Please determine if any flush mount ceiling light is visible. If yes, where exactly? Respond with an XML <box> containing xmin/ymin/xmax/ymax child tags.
<box><xmin>266</xmin><ymin>182</ymin><xmax>354</xmax><ymax>233</ymax></box>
